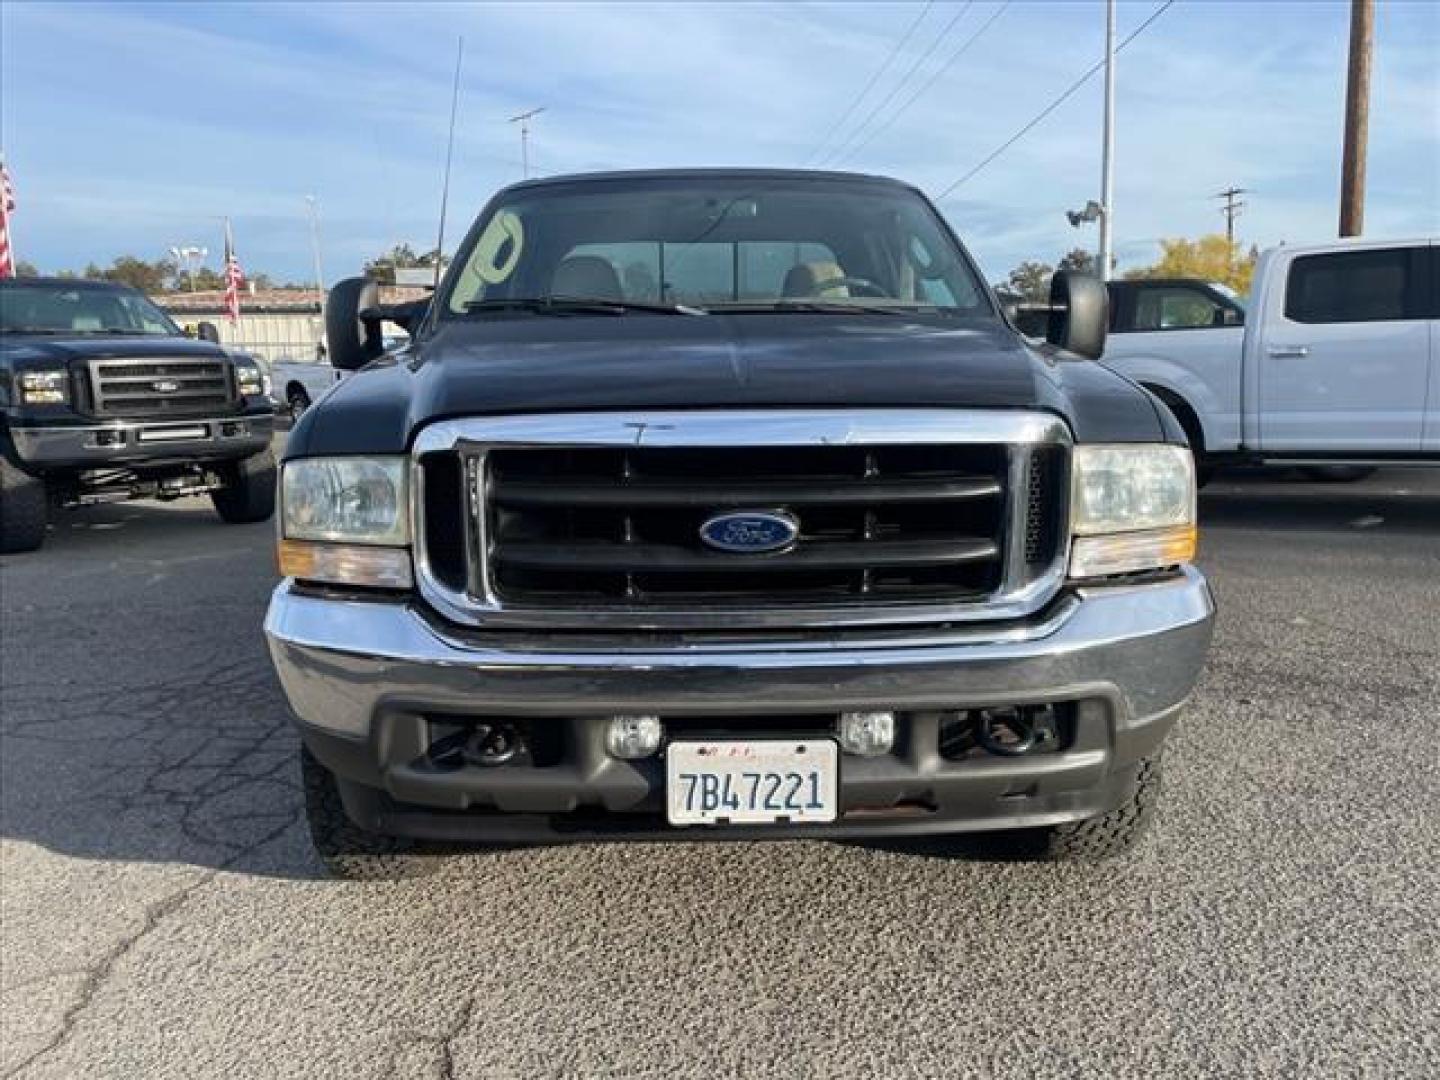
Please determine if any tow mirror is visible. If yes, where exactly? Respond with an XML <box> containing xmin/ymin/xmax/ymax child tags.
<box><xmin>196</xmin><ymin>321</ymin><xmax>221</xmax><ymax>344</ymax></box>
<box><xmin>1045</xmin><ymin>271</ymin><xmax>1108</xmax><ymax>360</ymax></box>
<box><xmin>325</xmin><ymin>277</ymin><xmax>384</xmax><ymax>371</ymax></box>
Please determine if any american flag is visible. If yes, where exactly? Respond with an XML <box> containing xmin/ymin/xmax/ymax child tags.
<box><xmin>222</xmin><ymin>218</ymin><xmax>245</xmax><ymax>323</ymax></box>
<box><xmin>0</xmin><ymin>158</ymin><xmax>16</xmax><ymax>280</ymax></box>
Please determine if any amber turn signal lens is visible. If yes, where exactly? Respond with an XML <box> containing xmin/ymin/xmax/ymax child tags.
<box><xmin>1069</xmin><ymin>524</ymin><xmax>1197</xmax><ymax>579</ymax></box>
<box><xmin>277</xmin><ymin>539</ymin><xmax>413</xmax><ymax>589</ymax></box>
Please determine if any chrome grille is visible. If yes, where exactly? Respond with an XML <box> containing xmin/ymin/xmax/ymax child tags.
<box><xmin>413</xmin><ymin>410</ymin><xmax>1071</xmax><ymax>631</ymax></box>
<box><xmin>87</xmin><ymin>357</ymin><xmax>237</xmax><ymax>417</ymax></box>
<box><xmin>486</xmin><ymin>444</ymin><xmax>1008</xmax><ymax>604</ymax></box>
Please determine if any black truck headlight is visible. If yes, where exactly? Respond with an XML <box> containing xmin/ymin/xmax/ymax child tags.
<box><xmin>234</xmin><ymin>361</ymin><xmax>266</xmax><ymax>398</ymax></box>
<box><xmin>1069</xmin><ymin>444</ymin><xmax>1196</xmax><ymax>579</ymax></box>
<box><xmin>18</xmin><ymin>370</ymin><xmax>69</xmax><ymax>405</ymax></box>
<box><xmin>278</xmin><ymin>457</ymin><xmax>411</xmax><ymax>588</ymax></box>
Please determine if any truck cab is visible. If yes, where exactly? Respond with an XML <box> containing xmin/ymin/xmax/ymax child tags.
<box><xmin>1100</xmin><ymin>239</ymin><xmax>1439</xmax><ymax>471</ymax></box>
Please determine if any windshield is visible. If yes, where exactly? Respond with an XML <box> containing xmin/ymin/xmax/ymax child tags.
<box><xmin>0</xmin><ymin>284</ymin><xmax>183</xmax><ymax>336</ymax></box>
<box><xmin>441</xmin><ymin>176</ymin><xmax>993</xmax><ymax>318</ymax></box>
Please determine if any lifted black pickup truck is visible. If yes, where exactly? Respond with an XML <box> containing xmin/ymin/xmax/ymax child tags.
<box><xmin>1</xmin><ymin>277</ymin><xmax>276</xmax><ymax>552</ymax></box>
<box><xmin>265</xmin><ymin>169</ymin><xmax>1214</xmax><ymax>878</ymax></box>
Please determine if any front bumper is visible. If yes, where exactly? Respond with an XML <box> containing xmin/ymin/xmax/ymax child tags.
<box><xmin>265</xmin><ymin>567</ymin><xmax>1214</xmax><ymax>841</ymax></box>
<box><xmin>8</xmin><ymin>411</ymin><xmax>274</xmax><ymax>470</ymax></box>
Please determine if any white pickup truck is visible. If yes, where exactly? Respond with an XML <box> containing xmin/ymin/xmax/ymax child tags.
<box><xmin>1100</xmin><ymin>237</ymin><xmax>1439</xmax><ymax>477</ymax></box>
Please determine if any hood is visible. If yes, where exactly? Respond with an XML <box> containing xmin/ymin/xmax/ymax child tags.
<box><xmin>291</xmin><ymin>312</ymin><xmax>1170</xmax><ymax>455</ymax></box>
<box><xmin>1</xmin><ymin>334</ymin><xmax>230</xmax><ymax>368</ymax></box>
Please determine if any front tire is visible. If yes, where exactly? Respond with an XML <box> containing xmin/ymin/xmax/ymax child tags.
<box><xmin>210</xmin><ymin>448</ymin><xmax>276</xmax><ymax>524</ymax></box>
<box><xmin>300</xmin><ymin>747</ymin><xmax>441</xmax><ymax>880</ymax></box>
<box><xmin>989</xmin><ymin>753</ymin><xmax>1163</xmax><ymax>862</ymax></box>
<box><xmin>0</xmin><ymin>453</ymin><xmax>47</xmax><ymax>553</ymax></box>
<box><xmin>286</xmin><ymin>385</ymin><xmax>311</xmax><ymax>422</ymax></box>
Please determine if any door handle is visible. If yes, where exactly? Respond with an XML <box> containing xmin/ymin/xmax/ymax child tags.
<box><xmin>1267</xmin><ymin>345</ymin><xmax>1310</xmax><ymax>358</ymax></box>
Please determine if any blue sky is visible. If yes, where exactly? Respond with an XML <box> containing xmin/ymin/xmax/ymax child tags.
<box><xmin>2</xmin><ymin>1</ymin><xmax>1436</xmax><ymax>285</ymax></box>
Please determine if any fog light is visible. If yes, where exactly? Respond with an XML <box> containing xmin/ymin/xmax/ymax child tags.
<box><xmin>838</xmin><ymin>711</ymin><xmax>895</xmax><ymax>757</ymax></box>
<box><xmin>605</xmin><ymin>715</ymin><xmax>663</xmax><ymax>759</ymax></box>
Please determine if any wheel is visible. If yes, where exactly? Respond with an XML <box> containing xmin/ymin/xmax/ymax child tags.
<box><xmin>300</xmin><ymin>747</ymin><xmax>441</xmax><ymax>880</ymax></box>
<box><xmin>286</xmin><ymin>385</ymin><xmax>311</xmax><ymax>422</ymax></box>
<box><xmin>0</xmin><ymin>452</ymin><xmax>47</xmax><ymax>553</ymax></box>
<box><xmin>210</xmin><ymin>448</ymin><xmax>276</xmax><ymax>524</ymax></box>
<box><xmin>986</xmin><ymin>753</ymin><xmax>1163</xmax><ymax>862</ymax></box>
<box><xmin>1301</xmin><ymin>465</ymin><xmax>1376</xmax><ymax>483</ymax></box>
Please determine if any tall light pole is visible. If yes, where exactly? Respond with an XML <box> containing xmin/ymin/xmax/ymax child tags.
<box><xmin>1097</xmin><ymin>0</ymin><xmax>1117</xmax><ymax>281</ymax></box>
<box><xmin>305</xmin><ymin>195</ymin><xmax>326</xmax><ymax>298</ymax></box>
<box><xmin>508</xmin><ymin>107</ymin><xmax>545</xmax><ymax>179</ymax></box>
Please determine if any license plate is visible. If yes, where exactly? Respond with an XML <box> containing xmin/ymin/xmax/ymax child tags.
<box><xmin>666</xmin><ymin>740</ymin><xmax>838</xmax><ymax>826</ymax></box>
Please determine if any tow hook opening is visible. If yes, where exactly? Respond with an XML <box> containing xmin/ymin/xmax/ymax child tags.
<box><xmin>938</xmin><ymin>704</ymin><xmax>1071</xmax><ymax>760</ymax></box>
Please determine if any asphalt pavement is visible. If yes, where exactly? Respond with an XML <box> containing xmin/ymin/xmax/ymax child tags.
<box><xmin>2</xmin><ymin>461</ymin><xmax>1437</xmax><ymax>1079</ymax></box>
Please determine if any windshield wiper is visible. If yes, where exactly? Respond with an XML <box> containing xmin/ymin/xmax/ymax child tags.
<box><xmin>713</xmin><ymin>300</ymin><xmax>918</xmax><ymax>316</ymax></box>
<box><xmin>463</xmin><ymin>296</ymin><xmax>706</xmax><ymax>317</ymax></box>
<box><xmin>0</xmin><ymin>326</ymin><xmax>75</xmax><ymax>335</ymax></box>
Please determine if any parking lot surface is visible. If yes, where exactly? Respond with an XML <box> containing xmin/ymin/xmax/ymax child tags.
<box><xmin>2</xmin><ymin>462</ymin><xmax>1438</xmax><ymax>1079</ymax></box>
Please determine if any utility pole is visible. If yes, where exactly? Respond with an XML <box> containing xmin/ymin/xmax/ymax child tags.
<box><xmin>1339</xmin><ymin>0</ymin><xmax>1373</xmax><ymax>237</ymax></box>
<box><xmin>1214</xmin><ymin>187</ymin><xmax>1248</xmax><ymax>247</ymax></box>
<box><xmin>1097</xmin><ymin>0</ymin><xmax>1117</xmax><ymax>281</ymax></box>
<box><xmin>304</xmin><ymin>195</ymin><xmax>326</xmax><ymax>298</ymax></box>
<box><xmin>508</xmin><ymin>107</ymin><xmax>545</xmax><ymax>180</ymax></box>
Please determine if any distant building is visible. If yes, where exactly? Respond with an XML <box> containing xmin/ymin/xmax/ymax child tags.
<box><xmin>154</xmin><ymin>286</ymin><xmax>429</xmax><ymax>362</ymax></box>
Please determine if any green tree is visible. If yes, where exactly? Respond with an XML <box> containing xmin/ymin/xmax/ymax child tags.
<box><xmin>365</xmin><ymin>243</ymin><xmax>442</xmax><ymax>275</ymax></box>
<box><xmin>14</xmin><ymin>259</ymin><xmax>38</xmax><ymax>277</ymax></box>
<box><xmin>994</xmin><ymin>260</ymin><xmax>1054</xmax><ymax>303</ymax></box>
<box><xmin>1126</xmin><ymin>234</ymin><xmax>1258</xmax><ymax>294</ymax></box>
<box><xmin>82</xmin><ymin>255</ymin><xmax>177</xmax><ymax>293</ymax></box>
<box><xmin>1057</xmin><ymin>248</ymin><xmax>1097</xmax><ymax>276</ymax></box>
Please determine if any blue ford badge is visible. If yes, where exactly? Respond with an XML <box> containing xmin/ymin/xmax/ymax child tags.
<box><xmin>699</xmin><ymin>510</ymin><xmax>800</xmax><ymax>554</ymax></box>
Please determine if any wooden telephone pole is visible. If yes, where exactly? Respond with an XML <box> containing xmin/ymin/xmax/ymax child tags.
<box><xmin>1339</xmin><ymin>0</ymin><xmax>1373</xmax><ymax>237</ymax></box>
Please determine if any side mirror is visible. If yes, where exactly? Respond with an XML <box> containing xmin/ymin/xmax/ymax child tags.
<box><xmin>1045</xmin><ymin>271</ymin><xmax>1108</xmax><ymax>360</ymax></box>
<box><xmin>325</xmin><ymin>276</ymin><xmax>384</xmax><ymax>371</ymax></box>
<box><xmin>196</xmin><ymin>321</ymin><xmax>221</xmax><ymax>344</ymax></box>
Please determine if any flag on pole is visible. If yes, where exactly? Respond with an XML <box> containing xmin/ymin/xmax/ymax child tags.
<box><xmin>222</xmin><ymin>218</ymin><xmax>245</xmax><ymax>323</ymax></box>
<box><xmin>0</xmin><ymin>158</ymin><xmax>17</xmax><ymax>279</ymax></box>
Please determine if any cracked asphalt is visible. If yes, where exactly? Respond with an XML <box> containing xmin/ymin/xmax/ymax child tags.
<box><xmin>2</xmin><ymin>460</ymin><xmax>1438</xmax><ymax>1079</ymax></box>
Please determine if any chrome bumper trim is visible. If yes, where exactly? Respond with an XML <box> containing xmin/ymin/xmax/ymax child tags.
<box><xmin>9</xmin><ymin>414</ymin><xmax>274</xmax><ymax>467</ymax></box>
<box><xmin>265</xmin><ymin>565</ymin><xmax>1214</xmax><ymax>739</ymax></box>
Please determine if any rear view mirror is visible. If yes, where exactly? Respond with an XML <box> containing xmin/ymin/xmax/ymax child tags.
<box><xmin>196</xmin><ymin>321</ymin><xmax>221</xmax><ymax>344</ymax></box>
<box><xmin>1046</xmin><ymin>272</ymin><xmax>1108</xmax><ymax>360</ymax></box>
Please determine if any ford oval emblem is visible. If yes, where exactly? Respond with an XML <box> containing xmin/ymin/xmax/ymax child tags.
<box><xmin>699</xmin><ymin>510</ymin><xmax>800</xmax><ymax>554</ymax></box>
<box><xmin>152</xmin><ymin>379</ymin><xmax>181</xmax><ymax>393</ymax></box>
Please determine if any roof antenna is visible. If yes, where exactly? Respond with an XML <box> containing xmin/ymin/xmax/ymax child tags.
<box><xmin>433</xmin><ymin>36</ymin><xmax>464</xmax><ymax>291</ymax></box>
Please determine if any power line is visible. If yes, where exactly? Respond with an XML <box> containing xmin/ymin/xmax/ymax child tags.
<box><xmin>818</xmin><ymin>2</ymin><xmax>976</xmax><ymax>168</ymax></box>
<box><xmin>805</xmin><ymin>2</ymin><xmax>935</xmax><ymax>166</ymax></box>
<box><xmin>934</xmin><ymin>0</ymin><xmax>1176</xmax><ymax>201</ymax></box>
<box><xmin>831</xmin><ymin>1</ymin><xmax>1014</xmax><ymax>168</ymax></box>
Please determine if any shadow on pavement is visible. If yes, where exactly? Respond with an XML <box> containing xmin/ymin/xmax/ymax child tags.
<box><xmin>1200</xmin><ymin>469</ymin><xmax>1440</xmax><ymax>534</ymax></box>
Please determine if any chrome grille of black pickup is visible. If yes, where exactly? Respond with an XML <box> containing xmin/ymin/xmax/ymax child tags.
<box><xmin>86</xmin><ymin>358</ymin><xmax>237</xmax><ymax>417</ymax></box>
<box><xmin>484</xmin><ymin>444</ymin><xmax>1012</xmax><ymax>605</ymax></box>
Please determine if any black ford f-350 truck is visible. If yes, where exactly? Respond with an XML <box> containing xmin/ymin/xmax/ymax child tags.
<box><xmin>1</xmin><ymin>277</ymin><xmax>276</xmax><ymax>552</ymax></box>
<box><xmin>264</xmin><ymin>169</ymin><xmax>1215</xmax><ymax>878</ymax></box>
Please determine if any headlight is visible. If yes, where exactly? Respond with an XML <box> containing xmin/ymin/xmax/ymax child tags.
<box><xmin>234</xmin><ymin>362</ymin><xmax>265</xmax><ymax>398</ymax></box>
<box><xmin>282</xmin><ymin>457</ymin><xmax>409</xmax><ymax>544</ymax></box>
<box><xmin>279</xmin><ymin>457</ymin><xmax>411</xmax><ymax>588</ymax></box>
<box><xmin>1069</xmin><ymin>444</ymin><xmax>1196</xmax><ymax>578</ymax></box>
<box><xmin>19</xmin><ymin>370</ymin><xmax>68</xmax><ymax>405</ymax></box>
